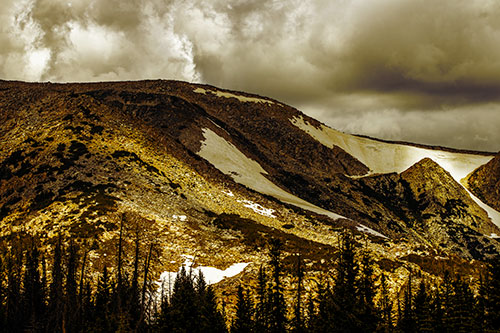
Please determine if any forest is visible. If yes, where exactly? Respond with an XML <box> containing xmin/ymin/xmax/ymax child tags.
<box><xmin>1</xmin><ymin>230</ymin><xmax>500</xmax><ymax>333</ymax></box>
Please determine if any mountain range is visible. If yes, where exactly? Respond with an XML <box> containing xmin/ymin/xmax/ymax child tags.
<box><xmin>1</xmin><ymin>79</ymin><xmax>499</xmax><ymax>286</ymax></box>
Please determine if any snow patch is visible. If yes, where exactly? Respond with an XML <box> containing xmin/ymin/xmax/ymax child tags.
<box><xmin>172</xmin><ymin>214</ymin><xmax>187</xmax><ymax>221</ymax></box>
<box><xmin>198</xmin><ymin>128</ymin><xmax>385</xmax><ymax>237</ymax></box>
<box><xmin>159</xmin><ymin>255</ymin><xmax>250</xmax><ymax>289</ymax></box>
<box><xmin>223</xmin><ymin>190</ymin><xmax>235</xmax><ymax>197</ymax></box>
<box><xmin>356</xmin><ymin>224</ymin><xmax>387</xmax><ymax>238</ymax></box>
<box><xmin>194</xmin><ymin>87</ymin><xmax>274</xmax><ymax>105</ymax></box>
<box><xmin>237</xmin><ymin>199</ymin><xmax>276</xmax><ymax>218</ymax></box>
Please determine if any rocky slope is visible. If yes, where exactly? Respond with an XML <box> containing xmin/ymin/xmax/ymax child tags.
<box><xmin>466</xmin><ymin>152</ymin><xmax>500</xmax><ymax>212</ymax></box>
<box><xmin>0</xmin><ymin>79</ymin><xmax>499</xmax><ymax>288</ymax></box>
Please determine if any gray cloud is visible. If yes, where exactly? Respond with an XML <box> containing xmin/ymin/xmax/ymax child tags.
<box><xmin>0</xmin><ymin>0</ymin><xmax>499</xmax><ymax>151</ymax></box>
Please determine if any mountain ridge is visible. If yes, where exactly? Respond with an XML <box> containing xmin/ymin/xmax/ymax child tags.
<box><xmin>1</xmin><ymin>79</ymin><xmax>499</xmax><ymax>285</ymax></box>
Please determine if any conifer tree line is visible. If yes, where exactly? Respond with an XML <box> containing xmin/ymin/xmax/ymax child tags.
<box><xmin>1</xmin><ymin>229</ymin><xmax>500</xmax><ymax>332</ymax></box>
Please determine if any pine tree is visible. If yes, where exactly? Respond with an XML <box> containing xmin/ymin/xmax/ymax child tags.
<box><xmin>311</xmin><ymin>279</ymin><xmax>336</xmax><ymax>332</ymax></box>
<box><xmin>291</xmin><ymin>254</ymin><xmax>304</xmax><ymax>333</ymax></box>
<box><xmin>94</xmin><ymin>266</ymin><xmax>114</xmax><ymax>332</ymax></box>
<box><xmin>199</xmin><ymin>281</ymin><xmax>227</xmax><ymax>333</ymax></box>
<box><xmin>304</xmin><ymin>292</ymin><xmax>316</xmax><ymax>332</ymax></box>
<box><xmin>116</xmin><ymin>215</ymin><xmax>125</xmax><ymax>310</ymax></box>
<box><xmin>129</xmin><ymin>224</ymin><xmax>141</xmax><ymax>330</ymax></box>
<box><xmin>231</xmin><ymin>285</ymin><xmax>254</xmax><ymax>333</ymax></box>
<box><xmin>440</xmin><ymin>271</ymin><xmax>454</xmax><ymax>332</ymax></box>
<box><xmin>413</xmin><ymin>281</ymin><xmax>432</xmax><ymax>332</ymax></box>
<box><xmin>398</xmin><ymin>270</ymin><xmax>416</xmax><ymax>333</ymax></box>
<box><xmin>168</xmin><ymin>266</ymin><xmax>199</xmax><ymax>332</ymax></box>
<box><xmin>48</xmin><ymin>236</ymin><xmax>64</xmax><ymax>332</ymax></box>
<box><xmin>268</xmin><ymin>238</ymin><xmax>287</xmax><ymax>333</ymax></box>
<box><xmin>5</xmin><ymin>240</ymin><xmax>23</xmax><ymax>331</ymax></box>
<box><xmin>65</xmin><ymin>240</ymin><xmax>79</xmax><ymax>333</ymax></box>
<box><xmin>448</xmin><ymin>277</ymin><xmax>474</xmax><ymax>333</ymax></box>
<box><xmin>40</xmin><ymin>253</ymin><xmax>48</xmax><ymax>329</ymax></box>
<box><xmin>255</xmin><ymin>265</ymin><xmax>269</xmax><ymax>332</ymax></box>
<box><xmin>475</xmin><ymin>273</ymin><xmax>486</xmax><ymax>332</ymax></box>
<box><xmin>332</xmin><ymin>231</ymin><xmax>361</xmax><ymax>332</ymax></box>
<box><xmin>378</xmin><ymin>273</ymin><xmax>392</xmax><ymax>332</ymax></box>
<box><xmin>141</xmin><ymin>241</ymin><xmax>154</xmax><ymax>326</ymax></box>
<box><xmin>484</xmin><ymin>256</ymin><xmax>500</xmax><ymax>331</ymax></box>
<box><xmin>22</xmin><ymin>238</ymin><xmax>45</xmax><ymax>331</ymax></box>
<box><xmin>431</xmin><ymin>284</ymin><xmax>444</xmax><ymax>333</ymax></box>
<box><xmin>357</xmin><ymin>250</ymin><xmax>378</xmax><ymax>332</ymax></box>
<box><xmin>0</xmin><ymin>249</ymin><xmax>6</xmax><ymax>332</ymax></box>
<box><xmin>81</xmin><ymin>281</ymin><xmax>94</xmax><ymax>332</ymax></box>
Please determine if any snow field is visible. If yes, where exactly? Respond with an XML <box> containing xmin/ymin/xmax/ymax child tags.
<box><xmin>290</xmin><ymin>116</ymin><xmax>493</xmax><ymax>182</ymax></box>
<box><xmin>194</xmin><ymin>88</ymin><xmax>274</xmax><ymax>105</ymax></box>
<box><xmin>197</xmin><ymin>128</ymin><xmax>386</xmax><ymax>238</ymax></box>
<box><xmin>290</xmin><ymin>116</ymin><xmax>500</xmax><ymax>228</ymax></box>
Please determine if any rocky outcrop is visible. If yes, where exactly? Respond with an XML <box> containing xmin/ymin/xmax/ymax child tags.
<box><xmin>466</xmin><ymin>153</ymin><xmax>500</xmax><ymax>211</ymax></box>
<box><xmin>344</xmin><ymin>158</ymin><xmax>500</xmax><ymax>259</ymax></box>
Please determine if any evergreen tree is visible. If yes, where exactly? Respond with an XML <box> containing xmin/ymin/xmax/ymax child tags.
<box><xmin>5</xmin><ymin>241</ymin><xmax>23</xmax><ymax>331</ymax></box>
<box><xmin>65</xmin><ymin>240</ymin><xmax>79</xmax><ymax>333</ymax></box>
<box><xmin>438</xmin><ymin>271</ymin><xmax>453</xmax><ymax>332</ymax></box>
<box><xmin>431</xmin><ymin>285</ymin><xmax>444</xmax><ymax>333</ymax></box>
<box><xmin>304</xmin><ymin>292</ymin><xmax>316</xmax><ymax>332</ymax></box>
<box><xmin>40</xmin><ymin>253</ymin><xmax>48</xmax><ymax>328</ymax></box>
<box><xmin>484</xmin><ymin>256</ymin><xmax>500</xmax><ymax>331</ymax></box>
<box><xmin>94</xmin><ymin>266</ymin><xmax>114</xmax><ymax>332</ymax></box>
<box><xmin>475</xmin><ymin>274</ymin><xmax>486</xmax><ymax>332</ymax></box>
<box><xmin>332</xmin><ymin>231</ymin><xmax>362</xmax><ymax>332</ymax></box>
<box><xmin>22</xmin><ymin>239</ymin><xmax>45</xmax><ymax>331</ymax></box>
<box><xmin>378</xmin><ymin>273</ymin><xmax>392</xmax><ymax>332</ymax></box>
<box><xmin>268</xmin><ymin>238</ymin><xmax>287</xmax><ymax>333</ymax></box>
<box><xmin>200</xmin><ymin>283</ymin><xmax>227</xmax><ymax>333</ymax></box>
<box><xmin>311</xmin><ymin>279</ymin><xmax>337</xmax><ymax>332</ymax></box>
<box><xmin>116</xmin><ymin>215</ymin><xmax>125</xmax><ymax>310</ymax></box>
<box><xmin>81</xmin><ymin>281</ymin><xmax>94</xmax><ymax>332</ymax></box>
<box><xmin>231</xmin><ymin>285</ymin><xmax>254</xmax><ymax>333</ymax></box>
<box><xmin>357</xmin><ymin>250</ymin><xmax>378</xmax><ymax>332</ymax></box>
<box><xmin>291</xmin><ymin>254</ymin><xmax>304</xmax><ymax>333</ymax></box>
<box><xmin>167</xmin><ymin>266</ymin><xmax>199</xmax><ymax>332</ymax></box>
<box><xmin>447</xmin><ymin>277</ymin><xmax>474</xmax><ymax>333</ymax></box>
<box><xmin>141</xmin><ymin>241</ymin><xmax>155</xmax><ymax>326</ymax></box>
<box><xmin>255</xmin><ymin>265</ymin><xmax>269</xmax><ymax>332</ymax></box>
<box><xmin>0</xmin><ymin>253</ymin><xmax>3</xmax><ymax>331</ymax></box>
<box><xmin>48</xmin><ymin>236</ymin><xmax>64</xmax><ymax>332</ymax></box>
<box><xmin>413</xmin><ymin>281</ymin><xmax>432</xmax><ymax>332</ymax></box>
<box><xmin>398</xmin><ymin>270</ymin><xmax>416</xmax><ymax>333</ymax></box>
<box><xmin>129</xmin><ymin>224</ymin><xmax>141</xmax><ymax>330</ymax></box>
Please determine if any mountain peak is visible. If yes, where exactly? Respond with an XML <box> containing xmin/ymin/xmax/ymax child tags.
<box><xmin>466</xmin><ymin>152</ymin><xmax>500</xmax><ymax>211</ymax></box>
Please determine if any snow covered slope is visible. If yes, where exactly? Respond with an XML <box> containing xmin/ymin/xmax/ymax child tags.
<box><xmin>291</xmin><ymin>116</ymin><xmax>493</xmax><ymax>182</ymax></box>
<box><xmin>290</xmin><ymin>116</ymin><xmax>500</xmax><ymax>228</ymax></box>
<box><xmin>197</xmin><ymin>128</ymin><xmax>386</xmax><ymax>238</ymax></box>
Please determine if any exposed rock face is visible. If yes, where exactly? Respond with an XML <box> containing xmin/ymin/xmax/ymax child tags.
<box><xmin>401</xmin><ymin>158</ymin><xmax>492</xmax><ymax>231</ymax></box>
<box><xmin>466</xmin><ymin>153</ymin><xmax>500</xmax><ymax>211</ymax></box>
<box><xmin>400</xmin><ymin>158</ymin><xmax>498</xmax><ymax>258</ymax></box>
<box><xmin>324</xmin><ymin>158</ymin><xmax>500</xmax><ymax>259</ymax></box>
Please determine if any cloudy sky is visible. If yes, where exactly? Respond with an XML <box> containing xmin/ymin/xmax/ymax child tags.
<box><xmin>1</xmin><ymin>0</ymin><xmax>500</xmax><ymax>152</ymax></box>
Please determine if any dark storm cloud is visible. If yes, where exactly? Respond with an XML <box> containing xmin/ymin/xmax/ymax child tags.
<box><xmin>1</xmin><ymin>0</ymin><xmax>499</xmax><ymax>151</ymax></box>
